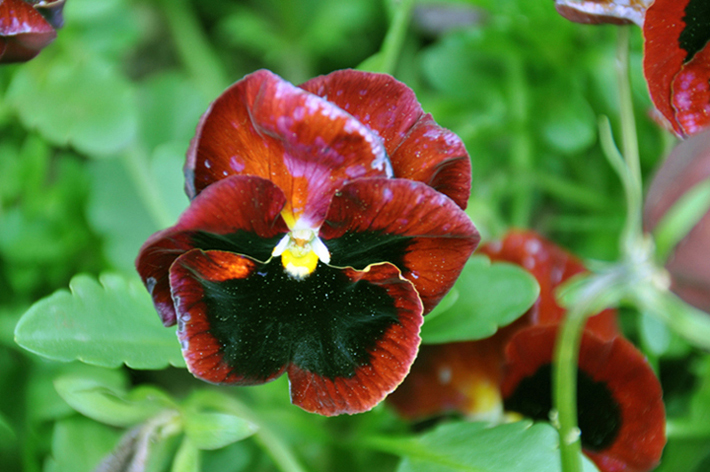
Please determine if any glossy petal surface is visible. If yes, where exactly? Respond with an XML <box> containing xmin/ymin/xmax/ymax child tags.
<box><xmin>170</xmin><ymin>250</ymin><xmax>423</xmax><ymax>416</ymax></box>
<box><xmin>321</xmin><ymin>178</ymin><xmax>480</xmax><ymax>314</ymax></box>
<box><xmin>502</xmin><ymin>326</ymin><xmax>666</xmax><ymax>472</ymax></box>
<box><xmin>480</xmin><ymin>230</ymin><xmax>620</xmax><ymax>340</ymax></box>
<box><xmin>300</xmin><ymin>70</ymin><xmax>471</xmax><ymax>209</ymax></box>
<box><xmin>136</xmin><ymin>176</ymin><xmax>289</xmax><ymax>326</ymax></box>
<box><xmin>185</xmin><ymin>69</ymin><xmax>390</xmax><ymax>227</ymax></box>
<box><xmin>0</xmin><ymin>0</ymin><xmax>55</xmax><ymax>63</ymax></box>
<box><xmin>643</xmin><ymin>0</ymin><xmax>710</xmax><ymax>136</ymax></box>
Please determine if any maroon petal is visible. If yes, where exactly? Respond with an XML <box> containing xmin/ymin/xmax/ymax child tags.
<box><xmin>185</xmin><ymin>69</ymin><xmax>390</xmax><ymax>228</ymax></box>
<box><xmin>0</xmin><ymin>0</ymin><xmax>56</xmax><ymax>64</ymax></box>
<box><xmin>643</xmin><ymin>0</ymin><xmax>710</xmax><ymax>136</ymax></box>
<box><xmin>643</xmin><ymin>128</ymin><xmax>710</xmax><ymax>313</ymax></box>
<box><xmin>170</xmin><ymin>249</ymin><xmax>423</xmax><ymax>416</ymax></box>
<box><xmin>502</xmin><ymin>325</ymin><xmax>665</xmax><ymax>472</ymax></box>
<box><xmin>320</xmin><ymin>178</ymin><xmax>480</xmax><ymax>314</ymax></box>
<box><xmin>479</xmin><ymin>230</ymin><xmax>620</xmax><ymax>340</ymax></box>
<box><xmin>300</xmin><ymin>70</ymin><xmax>471</xmax><ymax>209</ymax></box>
<box><xmin>554</xmin><ymin>0</ymin><xmax>651</xmax><ymax>26</ymax></box>
<box><xmin>136</xmin><ymin>175</ymin><xmax>289</xmax><ymax>326</ymax></box>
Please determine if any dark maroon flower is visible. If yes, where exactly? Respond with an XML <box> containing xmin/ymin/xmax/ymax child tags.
<box><xmin>644</xmin><ymin>128</ymin><xmax>710</xmax><ymax>313</ymax></box>
<box><xmin>0</xmin><ymin>0</ymin><xmax>65</xmax><ymax>64</ymax></box>
<box><xmin>643</xmin><ymin>0</ymin><xmax>710</xmax><ymax>137</ymax></box>
<box><xmin>388</xmin><ymin>230</ymin><xmax>620</xmax><ymax>420</ymax></box>
<box><xmin>137</xmin><ymin>70</ymin><xmax>479</xmax><ymax>416</ymax></box>
<box><xmin>503</xmin><ymin>325</ymin><xmax>666</xmax><ymax>472</ymax></box>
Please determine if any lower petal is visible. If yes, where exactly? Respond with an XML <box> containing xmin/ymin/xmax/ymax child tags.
<box><xmin>170</xmin><ymin>249</ymin><xmax>423</xmax><ymax>415</ymax></box>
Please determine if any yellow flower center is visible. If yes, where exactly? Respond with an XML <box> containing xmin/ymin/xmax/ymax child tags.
<box><xmin>272</xmin><ymin>228</ymin><xmax>330</xmax><ymax>279</ymax></box>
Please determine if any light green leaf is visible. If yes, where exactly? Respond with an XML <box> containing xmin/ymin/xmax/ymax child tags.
<box><xmin>54</xmin><ymin>374</ymin><xmax>174</xmax><ymax>427</ymax></box>
<box><xmin>374</xmin><ymin>421</ymin><xmax>599</xmax><ymax>472</ymax></box>
<box><xmin>172</xmin><ymin>438</ymin><xmax>201</xmax><ymax>472</ymax></box>
<box><xmin>14</xmin><ymin>273</ymin><xmax>185</xmax><ymax>369</ymax></box>
<box><xmin>6</xmin><ymin>56</ymin><xmax>137</xmax><ymax>157</ymax></box>
<box><xmin>421</xmin><ymin>257</ymin><xmax>539</xmax><ymax>344</ymax></box>
<box><xmin>183</xmin><ymin>412</ymin><xmax>257</xmax><ymax>450</ymax></box>
<box><xmin>44</xmin><ymin>417</ymin><xmax>121</xmax><ymax>472</ymax></box>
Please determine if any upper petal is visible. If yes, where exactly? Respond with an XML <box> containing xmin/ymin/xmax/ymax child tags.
<box><xmin>169</xmin><ymin>249</ymin><xmax>423</xmax><ymax>416</ymax></box>
<box><xmin>185</xmin><ymin>69</ymin><xmax>390</xmax><ymax>227</ymax></box>
<box><xmin>320</xmin><ymin>178</ymin><xmax>480</xmax><ymax>314</ymax></box>
<box><xmin>0</xmin><ymin>0</ymin><xmax>56</xmax><ymax>64</ymax></box>
<box><xmin>136</xmin><ymin>175</ymin><xmax>289</xmax><ymax>326</ymax></box>
<box><xmin>502</xmin><ymin>325</ymin><xmax>666</xmax><ymax>472</ymax></box>
<box><xmin>300</xmin><ymin>70</ymin><xmax>471</xmax><ymax>209</ymax></box>
<box><xmin>553</xmin><ymin>0</ymin><xmax>651</xmax><ymax>26</ymax></box>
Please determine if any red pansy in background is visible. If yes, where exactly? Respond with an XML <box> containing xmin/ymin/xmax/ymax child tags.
<box><xmin>137</xmin><ymin>69</ymin><xmax>479</xmax><ymax>416</ymax></box>
<box><xmin>644</xmin><ymin>128</ymin><xmax>710</xmax><ymax>314</ymax></box>
<box><xmin>555</xmin><ymin>0</ymin><xmax>710</xmax><ymax>137</ymax></box>
<box><xmin>388</xmin><ymin>230</ymin><xmax>666</xmax><ymax>472</ymax></box>
<box><xmin>0</xmin><ymin>0</ymin><xmax>65</xmax><ymax>64</ymax></box>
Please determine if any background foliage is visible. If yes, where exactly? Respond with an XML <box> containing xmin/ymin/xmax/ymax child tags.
<box><xmin>1</xmin><ymin>0</ymin><xmax>709</xmax><ymax>471</ymax></box>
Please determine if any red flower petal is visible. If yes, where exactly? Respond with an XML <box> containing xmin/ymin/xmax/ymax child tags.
<box><xmin>185</xmin><ymin>69</ymin><xmax>390</xmax><ymax>228</ymax></box>
<box><xmin>386</xmin><ymin>338</ymin><xmax>508</xmax><ymax>420</ymax></box>
<box><xmin>643</xmin><ymin>0</ymin><xmax>710</xmax><ymax>136</ymax></box>
<box><xmin>643</xmin><ymin>128</ymin><xmax>710</xmax><ymax>312</ymax></box>
<box><xmin>554</xmin><ymin>0</ymin><xmax>650</xmax><ymax>26</ymax></box>
<box><xmin>300</xmin><ymin>70</ymin><xmax>471</xmax><ymax>209</ymax></box>
<box><xmin>479</xmin><ymin>230</ymin><xmax>620</xmax><ymax>340</ymax></box>
<box><xmin>0</xmin><ymin>0</ymin><xmax>56</xmax><ymax>63</ymax></box>
<box><xmin>321</xmin><ymin>178</ymin><xmax>480</xmax><ymax>314</ymax></box>
<box><xmin>502</xmin><ymin>325</ymin><xmax>666</xmax><ymax>472</ymax></box>
<box><xmin>136</xmin><ymin>175</ymin><xmax>289</xmax><ymax>326</ymax></box>
<box><xmin>170</xmin><ymin>249</ymin><xmax>423</xmax><ymax>416</ymax></box>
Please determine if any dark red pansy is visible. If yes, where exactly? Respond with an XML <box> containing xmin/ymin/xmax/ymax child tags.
<box><xmin>643</xmin><ymin>0</ymin><xmax>710</xmax><ymax>136</ymax></box>
<box><xmin>554</xmin><ymin>0</ymin><xmax>650</xmax><ymax>26</ymax></box>
<box><xmin>300</xmin><ymin>69</ymin><xmax>471</xmax><ymax>210</ymax></box>
<box><xmin>388</xmin><ymin>230</ymin><xmax>619</xmax><ymax>420</ymax></box>
<box><xmin>479</xmin><ymin>229</ymin><xmax>620</xmax><ymax>340</ymax></box>
<box><xmin>644</xmin><ymin>128</ymin><xmax>710</xmax><ymax>313</ymax></box>
<box><xmin>0</xmin><ymin>0</ymin><xmax>64</xmax><ymax>64</ymax></box>
<box><xmin>502</xmin><ymin>325</ymin><xmax>666</xmax><ymax>472</ymax></box>
<box><xmin>137</xmin><ymin>69</ymin><xmax>477</xmax><ymax>415</ymax></box>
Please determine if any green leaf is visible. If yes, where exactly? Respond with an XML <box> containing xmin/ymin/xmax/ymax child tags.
<box><xmin>183</xmin><ymin>411</ymin><xmax>257</xmax><ymax>450</ymax></box>
<box><xmin>172</xmin><ymin>438</ymin><xmax>201</xmax><ymax>472</ymax></box>
<box><xmin>421</xmin><ymin>256</ymin><xmax>539</xmax><ymax>344</ymax></box>
<box><xmin>44</xmin><ymin>417</ymin><xmax>122</xmax><ymax>472</ymax></box>
<box><xmin>370</xmin><ymin>421</ymin><xmax>599</xmax><ymax>472</ymax></box>
<box><xmin>54</xmin><ymin>374</ymin><xmax>174</xmax><ymax>427</ymax></box>
<box><xmin>6</xmin><ymin>56</ymin><xmax>137</xmax><ymax>157</ymax></box>
<box><xmin>14</xmin><ymin>273</ymin><xmax>185</xmax><ymax>369</ymax></box>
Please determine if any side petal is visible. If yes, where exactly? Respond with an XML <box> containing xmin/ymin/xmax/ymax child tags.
<box><xmin>185</xmin><ymin>69</ymin><xmax>390</xmax><ymax>227</ymax></box>
<box><xmin>0</xmin><ymin>0</ymin><xmax>56</xmax><ymax>63</ymax></box>
<box><xmin>479</xmin><ymin>230</ymin><xmax>620</xmax><ymax>340</ymax></box>
<box><xmin>136</xmin><ymin>175</ymin><xmax>288</xmax><ymax>326</ymax></box>
<box><xmin>671</xmin><ymin>44</ymin><xmax>710</xmax><ymax>136</ymax></box>
<box><xmin>502</xmin><ymin>326</ymin><xmax>666</xmax><ymax>472</ymax></box>
<box><xmin>321</xmin><ymin>178</ymin><xmax>480</xmax><ymax>314</ymax></box>
<box><xmin>300</xmin><ymin>70</ymin><xmax>471</xmax><ymax>209</ymax></box>
<box><xmin>170</xmin><ymin>249</ymin><xmax>423</xmax><ymax>416</ymax></box>
<box><xmin>643</xmin><ymin>0</ymin><xmax>710</xmax><ymax>136</ymax></box>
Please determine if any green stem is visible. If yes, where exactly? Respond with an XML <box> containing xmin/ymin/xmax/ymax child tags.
<box><xmin>615</xmin><ymin>26</ymin><xmax>643</xmax><ymax>257</ymax></box>
<box><xmin>159</xmin><ymin>0</ymin><xmax>228</xmax><ymax>101</ymax></box>
<box><xmin>122</xmin><ymin>147</ymin><xmax>174</xmax><ymax>229</ymax></box>
<box><xmin>507</xmin><ymin>56</ymin><xmax>533</xmax><ymax>227</ymax></box>
<box><xmin>377</xmin><ymin>0</ymin><xmax>416</xmax><ymax>75</ymax></box>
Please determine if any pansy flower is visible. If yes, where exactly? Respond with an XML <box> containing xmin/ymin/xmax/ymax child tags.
<box><xmin>137</xmin><ymin>69</ymin><xmax>479</xmax><ymax>416</ymax></box>
<box><xmin>644</xmin><ymin>128</ymin><xmax>710</xmax><ymax>313</ymax></box>
<box><xmin>0</xmin><ymin>0</ymin><xmax>65</xmax><ymax>64</ymax></box>
<box><xmin>389</xmin><ymin>231</ymin><xmax>665</xmax><ymax>472</ymax></box>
